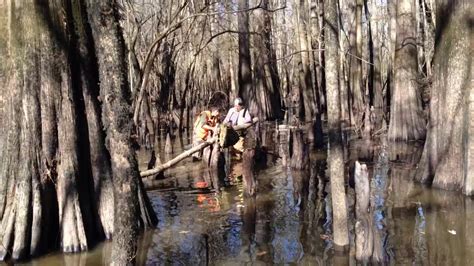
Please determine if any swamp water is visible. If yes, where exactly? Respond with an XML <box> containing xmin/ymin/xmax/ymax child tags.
<box><xmin>18</xmin><ymin>132</ymin><xmax>474</xmax><ymax>265</ymax></box>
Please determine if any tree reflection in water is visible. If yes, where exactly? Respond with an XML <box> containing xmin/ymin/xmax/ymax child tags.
<box><xmin>24</xmin><ymin>136</ymin><xmax>474</xmax><ymax>265</ymax></box>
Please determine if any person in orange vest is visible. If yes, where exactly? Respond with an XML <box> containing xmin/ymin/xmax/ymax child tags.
<box><xmin>192</xmin><ymin>106</ymin><xmax>220</xmax><ymax>160</ymax></box>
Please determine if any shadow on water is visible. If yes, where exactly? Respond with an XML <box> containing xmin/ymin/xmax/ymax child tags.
<box><xmin>21</xmin><ymin>130</ymin><xmax>474</xmax><ymax>265</ymax></box>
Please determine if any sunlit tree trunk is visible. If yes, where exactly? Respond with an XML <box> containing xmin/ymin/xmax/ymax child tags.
<box><xmin>421</xmin><ymin>0</ymin><xmax>435</xmax><ymax>78</ymax></box>
<box><xmin>295</xmin><ymin>0</ymin><xmax>316</xmax><ymax>121</ymax></box>
<box><xmin>0</xmin><ymin>0</ymin><xmax>157</xmax><ymax>262</ymax></box>
<box><xmin>387</xmin><ymin>0</ymin><xmax>426</xmax><ymax>141</ymax></box>
<box><xmin>311</xmin><ymin>0</ymin><xmax>326</xmax><ymax>117</ymax></box>
<box><xmin>337</xmin><ymin>0</ymin><xmax>351</xmax><ymax>125</ymax></box>
<box><xmin>324</xmin><ymin>0</ymin><xmax>349</xmax><ymax>247</ymax></box>
<box><xmin>350</xmin><ymin>0</ymin><xmax>364</xmax><ymax>127</ymax></box>
<box><xmin>415</xmin><ymin>0</ymin><xmax>473</xmax><ymax>195</ymax></box>
<box><xmin>86</xmin><ymin>0</ymin><xmax>158</xmax><ymax>264</ymax></box>
<box><xmin>369</xmin><ymin>0</ymin><xmax>384</xmax><ymax>132</ymax></box>
<box><xmin>71</xmin><ymin>0</ymin><xmax>115</xmax><ymax>239</ymax></box>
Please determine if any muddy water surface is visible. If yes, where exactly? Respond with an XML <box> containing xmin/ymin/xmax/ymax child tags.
<box><xmin>20</xmin><ymin>135</ymin><xmax>474</xmax><ymax>265</ymax></box>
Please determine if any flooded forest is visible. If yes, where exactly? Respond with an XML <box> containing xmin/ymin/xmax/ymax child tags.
<box><xmin>0</xmin><ymin>0</ymin><xmax>472</xmax><ymax>265</ymax></box>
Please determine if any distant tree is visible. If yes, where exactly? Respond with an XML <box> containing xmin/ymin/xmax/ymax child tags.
<box><xmin>253</xmin><ymin>0</ymin><xmax>283</xmax><ymax>120</ymax></box>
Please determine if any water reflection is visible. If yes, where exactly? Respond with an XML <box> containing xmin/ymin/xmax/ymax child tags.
<box><xmin>413</xmin><ymin>203</ymin><xmax>428</xmax><ymax>265</ymax></box>
<box><xmin>20</xmin><ymin>135</ymin><xmax>474</xmax><ymax>265</ymax></box>
<box><xmin>370</xmin><ymin>143</ymin><xmax>390</xmax><ymax>263</ymax></box>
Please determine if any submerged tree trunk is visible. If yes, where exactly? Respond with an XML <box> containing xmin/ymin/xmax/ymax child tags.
<box><xmin>0</xmin><ymin>0</ymin><xmax>157</xmax><ymax>262</ymax></box>
<box><xmin>86</xmin><ymin>1</ymin><xmax>158</xmax><ymax>264</ymax></box>
<box><xmin>415</xmin><ymin>0</ymin><xmax>473</xmax><ymax>195</ymax></box>
<box><xmin>290</xmin><ymin>128</ymin><xmax>309</xmax><ymax>170</ymax></box>
<box><xmin>388</xmin><ymin>0</ymin><xmax>426</xmax><ymax>141</ymax></box>
<box><xmin>242</xmin><ymin>127</ymin><xmax>258</xmax><ymax>196</ymax></box>
<box><xmin>354</xmin><ymin>161</ymin><xmax>373</xmax><ymax>261</ymax></box>
<box><xmin>71</xmin><ymin>0</ymin><xmax>115</xmax><ymax>240</ymax></box>
<box><xmin>324</xmin><ymin>0</ymin><xmax>349</xmax><ymax>247</ymax></box>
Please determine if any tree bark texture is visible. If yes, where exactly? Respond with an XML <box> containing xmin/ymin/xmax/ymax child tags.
<box><xmin>0</xmin><ymin>0</ymin><xmax>157</xmax><ymax>262</ymax></box>
<box><xmin>70</xmin><ymin>0</ymin><xmax>115</xmax><ymax>240</ymax></box>
<box><xmin>86</xmin><ymin>0</ymin><xmax>158</xmax><ymax>264</ymax></box>
<box><xmin>415</xmin><ymin>0</ymin><xmax>473</xmax><ymax>195</ymax></box>
<box><xmin>290</xmin><ymin>128</ymin><xmax>309</xmax><ymax>170</ymax></box>
<box><xmin>324</xmin><ymin>0</ymin><xmax>349</xmax><ymax>247</ymax></box>
<box><xmin>354</xmin><ymin>161</ymin><xmax>373</xmax><ymax>261</ymax></box>
<box><xmin>388</xmin><ymin>0</ymin><xmax>426</xmax><ymax>141</ymax></box>
<box><xmin>295</xmin><ymin>0</ymin><xmax>316</xmax><ymax>121</ymax></box>
<box><xmin>242</xmin><ymin>126</ymin><xmax>259</xmax><ymax>197</ymax></box>
<box><xmin>253</xmin><ymin>0</ymin><xmax>283</xmax><ymax>120</ymax></box>
<box><xmin>350</xmin><ymin>0</ymin><xmax>365</xmax><ymax>127</ymax></box>
<box><xmin>337</xmin><ymin>0</ymin><xmax>351</xmax><ymax>124</ymax></box>
<box><xmin>237</xmin><ymin>0</ymin><xmax>254</xmax><ymax>116</ymax></box>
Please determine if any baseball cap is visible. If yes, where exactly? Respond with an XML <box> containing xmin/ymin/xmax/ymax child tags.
<box><xmin>234</xmin><ymin>97</ymin><xmax>243</xmax><ymax>106</ymax></box>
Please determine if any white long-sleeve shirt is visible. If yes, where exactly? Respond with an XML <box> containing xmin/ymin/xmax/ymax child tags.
<box><xmin>223</xmin><ymin>107</ymin><xmax>252</xmax><ymax>126</ymax></box>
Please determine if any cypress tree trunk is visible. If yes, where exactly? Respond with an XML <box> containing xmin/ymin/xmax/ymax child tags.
<box><xmin>295</xmin><ymin>0</ymin><xmax>316</xmax><ymax>122</ymax></box>
<box><xmin>387</xmin><ymin>0</ymin><xmax>426</xmax><ymax>141</ymax></box>
<box><xmin>70</xmin><ymin>0</ymin><xmax>115</xmax><ymax>239</ymax></box>
<box><xmin>415</xmin><ymin>0</ymin><xmax>473</xmax><ymax>194</ymax></box>
<box><xmin>350</xmin><ymin>0</ymin><xmax>364</xmax><ymax>127</ymax></box>
<box><xmin>337</xmin><ymin>0</ymin><xmax>351</xmax><ymax>125</ymax></box>
<box><xmin>324</xmin><ymin>0</ymin><xmax>349</xmax><ymax>248</ymax></box>
<box><xmin>85</xmin><ymin>1</ymin><xmax>156</xmax><ymax>264</ymax></box>
<box><xmin>0</xmin><ymin>0</ymin><xmax>157</xmax><ymax>262</ymax></box>
<box><xmin>370</xmin><ymin>0</ymin><xmax>384</xmax><ymax>132</ymax></box>
<box><xmin>237</xmin><ymin>0</ymin><xmax>254</xmax><ymax>114</ymax></box>
<box><xmin>253</xmin><ymin>0</ymin><xmax>283</xmax><ymax>120</ymax></box>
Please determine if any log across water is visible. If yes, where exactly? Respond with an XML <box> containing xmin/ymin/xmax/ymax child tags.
<box><xmin>141</xmin><ymin>118</ymin><xmax>259</xmax><ymax>178</ymax></box>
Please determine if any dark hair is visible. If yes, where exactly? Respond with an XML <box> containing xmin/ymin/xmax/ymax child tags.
<box><xmin>210</xmin><ymin>106</ymin><xmax>220</xmax><ymax>112</ymax></box>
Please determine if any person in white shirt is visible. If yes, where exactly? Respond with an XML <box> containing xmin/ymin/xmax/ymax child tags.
<box><xmin>223</xmin><ymin>97</ymin><xmax>252</xmax><ymax>126</ymax></box>
<box><xmin>223</xmin><ymin>97</ymin><xmax>252</xmax><ymax>154</ymax></box>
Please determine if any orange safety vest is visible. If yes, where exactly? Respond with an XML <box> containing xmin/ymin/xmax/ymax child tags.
<box><xmin>193</xmin><ymin>111</ymin><xmax>218</xmax><ymax>140</ymax></box>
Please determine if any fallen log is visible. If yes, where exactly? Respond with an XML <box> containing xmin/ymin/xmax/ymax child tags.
<box><xmin>140</xmin><ymin>137</ymin><xmax>217</xmax><ymax>178</ymax></box>
<box><xmin>140</xmin><ymin>117</ymin><xmax>259</xmax><ymax>178</ymax></box>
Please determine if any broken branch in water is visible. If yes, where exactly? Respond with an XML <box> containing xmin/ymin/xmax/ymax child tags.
<box><xmin>140</xmin><ymin>118</ymin><xmax>259</xmax><ymax>178</ymax></box>
<box><xmin>140</xmin><ymin>137</ymin><xmax>216</xmax><ymax>178</ymax></box>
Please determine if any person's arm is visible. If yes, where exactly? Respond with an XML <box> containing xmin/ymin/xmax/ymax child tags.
<box><xmin>196</xmin><ymin>113</ymin><xmax>207</xmax><ymax>129</ymax></box>
<box><xmin>202</xmin><ymin>124</ymin><xmax>215</xmax><ymax>131</ymax></box>
<box><xmin>201</xmin><ymin>114</ymin><xmax>217</xmax><ymax>132</ymax></box>
<box><xmin>223</xmin><ymin>108</ymin><xmax>233</xmax><ymax>124</ymax></box>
